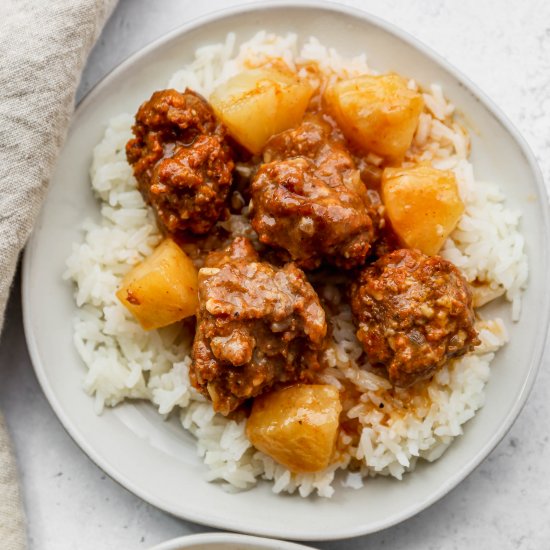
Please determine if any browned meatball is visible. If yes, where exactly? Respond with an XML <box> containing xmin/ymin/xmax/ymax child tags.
<box><xmin>148</xmin><ymin>134</ymin><xmax>233</xmax><ymax>234</ymax></box>
<box><xmin>190</xmin><ymin>237</ymin><xmax>327</xmax><ymax>415</ymax></box>
<box><xmin>263</xmin><ymin>115</ymin><xmax>340</xmax><ymax>164</ymax></box>
<box><xmin>126</xmin><ymin>89</ymin><xmax>234</xmax><ymax>234</ymax></box>
<box><xmin>250</xmin><ymin>117</ymin><xmax>377</xmax><ymax>270</ymax></box>
<box><xmin>350</xmin><ymin>249</ymin><xmax>480</xmax><ymax>387</ymax></box>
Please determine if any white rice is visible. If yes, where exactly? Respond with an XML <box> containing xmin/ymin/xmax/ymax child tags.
<box><xmin>64</xmin><ymin>32</ymin><xmax>527</xmax><ymax>497</ymax></box>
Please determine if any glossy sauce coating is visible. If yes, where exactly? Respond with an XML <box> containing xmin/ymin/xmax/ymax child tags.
<box><xmin>191</xmin><ymin>237</ymin><xmax>327</xmax><ymax>415</ymax></box>
<box><xmin>126</xmin><ymin>89</ymin><xmax>234</xmax><ymax>234</ymax></box>
<box><xmin>250</xmin><ymin>116</ymin><xmax>377</xmax><ymax>269</ymax></box>
<box><xmin>350</xmin><ymin>248</ymin><xmax>480</xmax><ymax>387</ymax></box>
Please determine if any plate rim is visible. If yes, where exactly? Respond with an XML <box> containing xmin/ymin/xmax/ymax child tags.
<box><xmin>147</xmin><ymin>532</ymin><xmax>316</xmax><ymax>550</ymax></box>
<box><xmin>21</xmin><ymin>0</ymin><xmax>550</xmax><ymax>541</ymax></box>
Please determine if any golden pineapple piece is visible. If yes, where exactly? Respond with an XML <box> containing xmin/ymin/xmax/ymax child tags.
<box><xmin>210</xmin><ymin>68</ymin><xmax>313</xmax><ymax>154</ymax></box>
<box><xmin>382</xmin><ymin>164</ymin><xmax>464</xmax><ymax>255</ymax></box>
<box><xmin>246</xmin><ymin>384</ymin><xmax>342</xmax><ymax>474</ymax></box>
<box><xmin>116</xmin><ymin>239</ymin><xmax>198</xmax><ymax>330</ymax></box>
<box><xmin>324</xmin><ymin>73</ymin><xmax>424</xmax><ymax>161</ymax></box>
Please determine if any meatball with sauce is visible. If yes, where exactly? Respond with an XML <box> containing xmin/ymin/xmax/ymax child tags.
<box><xmin>250</xmin><ymin>116</ymin><xmax>377</xmax><ymax>270</ymax></box>
<box><xmin>126</xmin><ymin>88</ymin><xmax>234</xmax><ymax>235</ymax></box>
<box><xmin>191</xmin><ymin>237</ymin><xmax>327</xmax><ymax>415</ymax></box>
<box><xmin>350</xmin><ymin>248</ymin><xmax>480</xmax><ymax>387</ymax></box>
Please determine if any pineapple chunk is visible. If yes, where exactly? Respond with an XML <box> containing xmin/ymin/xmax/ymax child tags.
<box><xmin>324</xmin><ymin>73</ymin><xmax>424</xmax><ymax>161</ymax></box>
<box><xmin>382</xmin><ymin>164</ymin><xmax>464</xmax><ymax>255</ymax></box>
<box><xmin>246</xmin><ymin>384</ymin><xmax>342</xmax><ymax>474</ymax></box>
<box><xmin>116</xmin><ymin>239</ymin><xmax>198</xmax><ymax>330</ymax></box>
<box><xmin>210</xmin><ymin>68</ymin><xmax>313</xmax><ymax>154</ymax></box>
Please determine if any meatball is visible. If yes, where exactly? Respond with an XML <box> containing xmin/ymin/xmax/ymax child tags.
<box><xmin>126</xmin><ymin>89</ymin><xmax>234</xmax><ymax>234</ymax></box>
<box><xmin>191</xmin><ymin>237</ymin><xmax>327</xmax><ymax>415</ymax></box>
<box><xmin>149</xmin><ymin>134</ymin><xmax>233</xmax><ymax>234</ymax></box>
<box><xmin>263</xmin><ymin>115</ymin><xmax>338</xmax><ymax>164</ymax></box>
<box><xmin>250</xmin><ymin>117</ymin><xmax>377</xmax><ymax>269</ymax></box>
<box><xmin>350</xmin><ymin>249</ymin><xmax>480</xmax><ymax>387</ymax></box>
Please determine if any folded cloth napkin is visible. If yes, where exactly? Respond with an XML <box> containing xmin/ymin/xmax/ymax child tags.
<box><xmin>0</xmin><ymin>0</ymin><xmax>118</xmax><ymax>547</ymax></box>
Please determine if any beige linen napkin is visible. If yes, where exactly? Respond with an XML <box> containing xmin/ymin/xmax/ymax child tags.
<box><xmin>0</xmin><ymin>414</ymin><xmax>25</xmax><ymax>550</ymax></box>
<box><xmin>0</xmin><ymin>0</ymin><xmax>118</xmax><ymax>547</ymax></box>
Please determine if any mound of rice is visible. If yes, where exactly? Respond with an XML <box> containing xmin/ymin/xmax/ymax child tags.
<box><xmin>64</xmin><ymin>32</ymin><xmax>527</xmax><ymax>497</ymax></box>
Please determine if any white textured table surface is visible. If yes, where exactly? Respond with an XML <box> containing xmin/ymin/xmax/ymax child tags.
<box><xmin>2</xmin><ymin>1</ymin><xmax>550</xmax><ymax>549</ymax></box>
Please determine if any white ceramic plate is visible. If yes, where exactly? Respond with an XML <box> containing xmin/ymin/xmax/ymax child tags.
<box><xmin>23</xmin><ymin>0</ymin><xmax>549</xmax><ymax>541</ymax></box>
<box><xmin>148</xmin><ymin>533</ymin><xmax>315</xmax><ymax>550</ymax></box>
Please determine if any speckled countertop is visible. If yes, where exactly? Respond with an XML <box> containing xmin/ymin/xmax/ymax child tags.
<box><xmin>1</xmin><ymin>1</ymin><xmax>550</xmax><ymax>549</ymax></box>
